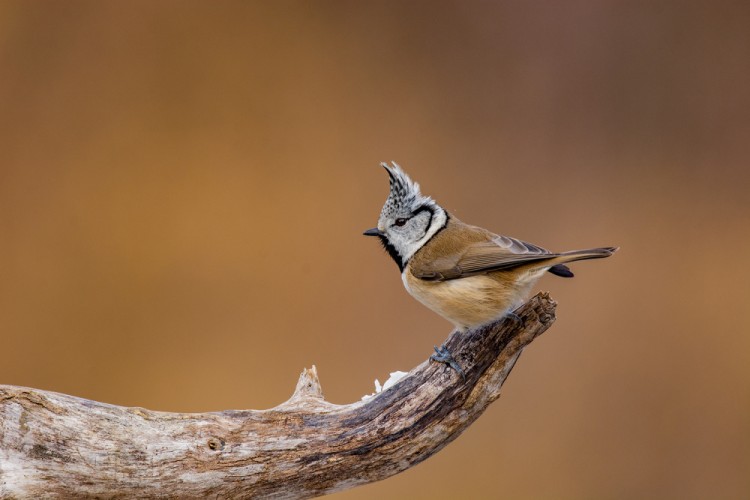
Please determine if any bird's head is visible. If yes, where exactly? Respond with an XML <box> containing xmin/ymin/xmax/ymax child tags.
<box><xmin>364</xmin><ymin>162</ymin><xmax>447</xmax><ymax>271</ymax></box>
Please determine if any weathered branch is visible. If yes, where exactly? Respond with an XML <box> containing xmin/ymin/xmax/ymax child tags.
<box><xmin>0</xmin><ymin>292</ymin><xmax>556</xmax><ymax>499</ymax></box>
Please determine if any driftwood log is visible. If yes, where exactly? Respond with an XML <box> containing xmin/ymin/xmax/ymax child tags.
<box><xmin>0</xmin><ymin>292</ymin><xmax>556</xmax><ymax>499</ymax></box>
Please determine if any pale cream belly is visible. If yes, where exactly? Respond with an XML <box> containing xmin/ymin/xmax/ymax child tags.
<box><xmin>402</xmin><ymin>269</ymin><xmax>545</xmax><ymax>330</ymax></box>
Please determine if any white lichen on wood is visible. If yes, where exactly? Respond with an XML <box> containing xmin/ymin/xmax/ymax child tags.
<box><xmin>362</xmin><ymin>370</ymin><xmax>409</xmax><ymax>400</ymax></box>
<box><xmin>0</xmin><ymin>292</ymin><xmax>556</xmax><ymax>499</ymax></box>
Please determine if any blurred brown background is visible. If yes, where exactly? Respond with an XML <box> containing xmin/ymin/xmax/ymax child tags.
<box><xmin>1</xmin><ymin>1</ymin><xmax>749</xmax><ymax>498</ymax></box>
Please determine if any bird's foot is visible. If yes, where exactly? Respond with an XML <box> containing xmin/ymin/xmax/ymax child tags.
<box><xmin>506</xmin><ymin>312</ymin><xmax>525</xmax><ymax>328</ymax></box>
<box><xmin>430</xmin><ymin>345</ymin><xmax>465</xmax><ymax>380</ymax></box>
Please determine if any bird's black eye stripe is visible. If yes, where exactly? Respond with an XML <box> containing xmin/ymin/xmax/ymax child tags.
<box><xmin>412</xmin><ymin>204</ymin><xmax>434</xmax><ymax>219</ymax></box>
<box><xmin>394</xmin><ymin>218</ymin><xmax>408</xmax><ymax>227</ymax></box>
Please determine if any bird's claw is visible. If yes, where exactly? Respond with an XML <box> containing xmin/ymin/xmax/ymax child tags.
<box><xmin>507</xmin><ymin>312</ymin><xmax>525</xmax><ymax>328</ymax></box>
<box><xmin>430</xmin><ymin>345</ymin><xmax>465</xmax><ymax>380</ymax></box>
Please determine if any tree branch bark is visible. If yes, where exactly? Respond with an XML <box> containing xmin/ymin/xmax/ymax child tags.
<box><xmin>0</xmin><ymin>292</ymin><xmax>556</xmax><ymax>499</ymax></box>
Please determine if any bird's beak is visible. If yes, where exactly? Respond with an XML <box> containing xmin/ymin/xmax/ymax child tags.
<box><xmin>363</xmin><ymin>227</ymin><xmax>384</xmax><ymax>237</ymax></box>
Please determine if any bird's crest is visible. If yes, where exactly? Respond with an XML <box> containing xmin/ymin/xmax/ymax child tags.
<box><xmin>380</xmin><ymin>161</ymin><xmax>433</xmax><ymax>220</ymax></box>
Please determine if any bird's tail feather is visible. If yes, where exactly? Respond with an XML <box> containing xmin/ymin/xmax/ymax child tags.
<box><xmin>556</xmin><ymin>246</ymin><xmax>618</xmax><ymax>264</ymax></box>
<box><xmin>542</xmin><ymin>247</ymin><xmax>617</xmax><ymax>278</ymax></box>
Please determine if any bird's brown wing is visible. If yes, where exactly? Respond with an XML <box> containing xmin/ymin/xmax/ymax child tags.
<box><xmin>412</xmin><ymin>234</ymin><xmax>559</xmax><ymax>281</ymax></box>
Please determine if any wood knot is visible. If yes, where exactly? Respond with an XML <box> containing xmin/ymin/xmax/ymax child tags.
<box><xmin>207</xmin><ymin>437</ymin><xmax>225</xmax><ymax>451</ymax></box>
<box><xmin>539</xmin><ymin>312</ymin><xmax>553</xmax><ymax>324</ymax></box>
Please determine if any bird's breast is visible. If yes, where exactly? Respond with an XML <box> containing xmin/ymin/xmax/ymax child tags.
<box><xmin>402</xmin><ymin>269</ymin><xmax>526</xmax><ymax>330</ymax></box>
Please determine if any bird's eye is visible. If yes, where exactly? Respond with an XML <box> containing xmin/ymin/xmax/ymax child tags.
<box><xmin>394</xmin><ymin>218</ymin><xmax>407</xmax><ymax>227</ymax></box>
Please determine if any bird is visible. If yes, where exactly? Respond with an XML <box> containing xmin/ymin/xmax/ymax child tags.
<box><xmin>364</xmin><ymin>162</ymin><xmax>617</xmax><ymax>375</ymax></box>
